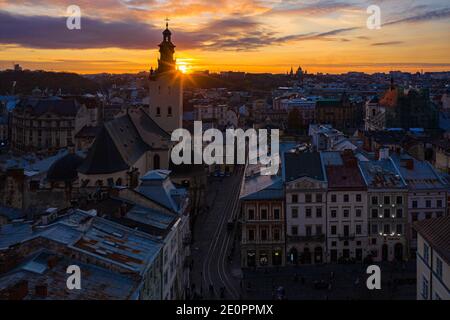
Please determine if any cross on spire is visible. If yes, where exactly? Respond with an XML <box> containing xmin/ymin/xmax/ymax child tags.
<box><xmin>165</xmin><ymin>17</ymin><xmax>170</xmax><ymax>29</ymax></box>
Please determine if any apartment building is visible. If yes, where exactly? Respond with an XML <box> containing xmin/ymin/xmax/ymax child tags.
<box><xmin>325</xmin><ymin>151</ymin><xmax>368</xmax><ymax>263</ymax></box>
<box><xmin>359</xmin><ymin>157</ymin><xmax>409</xmax><ymax>262</ymax></box>
<box><xmin>284</xmin><ymin>152</ymin><xmax>327</xmax><ymax>265</ymax></box>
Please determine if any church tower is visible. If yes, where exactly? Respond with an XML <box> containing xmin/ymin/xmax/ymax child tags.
<box><xmin>149</xmin><ymin>20</ymin><xmax>183</xmax><ymax>134</ymax></box>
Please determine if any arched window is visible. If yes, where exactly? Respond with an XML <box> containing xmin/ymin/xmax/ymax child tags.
<box><xmin>154</xmin><ymin>154</ymin><xmax>161</xmax><ymax>170</ymax></box>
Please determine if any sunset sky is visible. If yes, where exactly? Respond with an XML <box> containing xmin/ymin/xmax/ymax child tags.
<box><xmin>0</xmin><ymin>0</ymin><xmax>449</xmax><ymax>74</ymax></box>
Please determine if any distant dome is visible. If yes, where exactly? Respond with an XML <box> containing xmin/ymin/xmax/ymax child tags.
<box><xmin>47</xmin><ymin>153</ymin><xmax>84</xmax><ymax>182</ymax></box>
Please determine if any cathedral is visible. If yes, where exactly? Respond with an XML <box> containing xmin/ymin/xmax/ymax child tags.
<box><xmin>76</xmin><ymin>23</ymin><xmax>183</xmax><ymax>189</ymax></box>
<box><xmin>148</xmin><ymin>21</ymin><xmax>183</xmax><ymax>134</ymax></box>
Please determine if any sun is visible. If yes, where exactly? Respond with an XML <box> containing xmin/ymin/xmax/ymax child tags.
<box><xmin>178</xmin><ymin>64</ymin><xmax>189</xmax><ymax>74</ymax></box>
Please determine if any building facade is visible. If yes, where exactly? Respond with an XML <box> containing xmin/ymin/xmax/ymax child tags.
<box><xmin>359</xmin><ymin>157</ymin><xmax>409</xmax><ymax>262</ymax></box>
<box><xmin>284</xmin><ymin>152</ymin><xmax>327</xmax><ymax>265</ymax></box>
<box><xmin>325</xmin><ymin>152</ymin><xmax>368</xmax><ymax>263</ymax></box>
<box><xmin>414</xmin><ymin>216</ymin><xmax>450</xmax><ymax>300</ymax></box>
<box><xmin>240</xmin><ymin>175</ymin><xmax>285</xmax><ymax>268</ymax></box>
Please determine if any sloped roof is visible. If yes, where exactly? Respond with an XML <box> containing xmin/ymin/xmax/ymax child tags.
<box><xmin>78</xmin><ymin>109</ymin><xmax>170</xmax><ymax>176</ymax></box>
<box><xmin>414</xmin><ymin>215</ymin><xmax>450</xmax><ymax>264</ymax></box>
<box><xmin>18</xmin><ymin>98</ymin><xmax>80</xmax><ymax>117</ymax></box>
<box><xmin>283</xmin><ymin>152</ymin><xmax>325</xmax><ymax>182</ymax></box>
<box><xmin>47</xmin><ymin>153</ymin><xmax>84</xmax><ymax>182</ymax></box>
<box><xmin>240</xmin><ymin>176</ymin><xmax>283</xmax><ymax>201</ymax></box>
<box><xmin>78</xmin><ymin>126</ymin><xmax>129</xmax><ymax>175</ymax></box>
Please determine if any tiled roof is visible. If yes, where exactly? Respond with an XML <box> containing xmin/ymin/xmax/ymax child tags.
<box><xmin>414</xmin><ymin>215</ymin><xmax>450</xmax><ymax>265</ymax></box>
<box><xmin>326</xmin><ymin>165</ymin><xmax>366</xmax><ymax>189</ymax></box>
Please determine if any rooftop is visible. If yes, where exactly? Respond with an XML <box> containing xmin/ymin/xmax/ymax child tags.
<box><xmin>0</xmin><ymin>250</ymin><xmax>140</xmax><ymax>300</ymax></box>
<box><xmin>283</xmin><ymin>152</ymin><xmax>325</xmax><ymax>182</ymax></box>
<box><xmin>359</xmin><ymin>159</ymin><xmax>406</xmax><ymax>189</ymax></box>
<box><xmin>414</xmin><ymin>215</ymin><xmax>450</xmax><ymax>265</ymax></box>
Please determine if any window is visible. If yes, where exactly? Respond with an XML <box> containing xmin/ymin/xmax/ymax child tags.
<box><xmin>344</xmin><ymin>194</ymin><xmax>349</xmax><ymax>203</ymax></box>
<box><xmin>384</xmin><ymin>209</ymin><xmax>390</xmax><ymax>218</ymax></box>
<box><xmin>396</xmin><ymin>224</ymin><xmax>402</xmax><ymax>234</ymax></box>
<box><xmin>331</xmin><ymin>225</ymin><xmax>337</xmax><ymax>235</ymax></box>
<box><xmin>384</xmin><ymin>196</ymin><xmax>390</xmax><ymax>205</ymax></box>
<box><xmin>331</xmin><ymin>241</ymin><xmax>337</xmax><ymax>247</ymax></box>
<box><xmin>425</xmin><ymin>212</ymin><xmax>432</xmax><ymax>219</ymax></box>
<box><xmin>273</xmin><ymin>208</ymin><xmax>280</xmax><ymax>220</ymax></box>
<box><xmin>248</xmin><ymin>209</ymin><xmax>255</xmax><ymax>220</ymax></box>
<box><xmin>273</xmin><ymin>228</ymin><xmax>281</xmax><ymax>241</ymax></box>
<box><xmin>305</xmin><ymin>226</ymin><xmax>312</xmax><ymax>236</ymax></box>
<box><xmin>291</xmin><ymin>226</ymin><xmax>298</xmax><ymax>236</ymax></box>
<box><xmin>331</xmin><ymin>209</ymin><xmax>337</xmax><ymax>218</ymax></box>
<box><xmin>316</xmin><ymin>194</ymin><xmax>323</xmax><ymax>203</ymax></box>
<box><xmin>437</xmin><ymin>200</ymin><xmax>443</xmax><ymax>208</ymax></box>
<box><xmin>343</xmin><ymin>209</ymin><xmax>349</xmax><ymax>218</ymax></box>
<box><xmin>292</xmin><ymin>194</ymin><xmax>298</xmax><ymax>203</ymax></box>
<box><xmin>291</xmin><ymin>208</ymin><xmax>298</xmax><ymax>219</ymax></box>
<box><xmin>412</xmin><ymin>200</ymin><xmax>418</xmax><ymax>208</ymax></box>
<box><xmin>356</xmin><ymin>225</ymin><xmax>362</xmax><ymax>235</ymax></box>
<box><xmin>396</xmin><ymin>209</ymin><xmax>403</xmax><ymax>218</ymax></box>
<box><xmin>261</xmin><ymin>229</ymin><xmax>268</xmax><ymax>241</ymax></box>
<box><xmin>423</xmin><ymin>243</ymin><xmax>429</xmax><ymax>263</ymax></box>
<box><xmin>371</xmin><ymin>224</ymin><xmax>378</xmax><ymax>235</ymax></box>
<box><xmin>305</xmin><ymin>194</ymin><xmax>312</xmax><ymax>203</ymax></box>
<box><xmin>436</xmin><ymin>258</ymin><xmax>443</xmax><ymax>279</ymax></box>
<box><xmin>156</xmin><ymin>107</ymin><xmax>161</xmax><ymax>116</ymax></box>
<box><xmin>305</xmin><ymin>207</ymin><xmax>312</xmax><ymax>218</ymax></box>
<box><xmin>356</xmin><ymin>194</ymin><xmax>362</xmax><ymax>202</ymax></box>
<box><xmin>248</xmin><ymin>229</ymin><xmax>255</xmax><ymax>241</ymax></box>
<box><xmin>371</xmin><ymin>209</ymin><xmax>378</xmax><ymax>218</ymax></box>
<box><xmin>168</xmin><ymin>106</ymin><xmax>172</xmax><ymax>116</ymax></box>
<box><xmin>383</xmin><ymin>224</ymin><xmax>390</xmax><ymax>234</ymax></box>
<box><xmin>331</xmin><ymin>194</ymin><xmax>337</xmax><ymax>203</ymax></box>
<box><xmin>422</xmin><ymin>276</ymin><xmax>429</xmax><ymax>300</ymax></box>
<box><xmin>426</xmin><ymin>200</ymin><xmax>431</xmax><ymax>208</ymax></box>
<box><xmin>412</xmin><ymin>213</ymin><xmax>418</xmax><ymax>222</ymax></box>
<box><xmin>356</xmin><ymin>209</ymin><xmax>362</xmax><ymax>218</ymax></box>
<box><xmin>316</xmin><ymin>207</ymin><xmax>322</xmax><ymax>218</ymax></box>
<box><xmin>343</xmin><ymin>225</ymin><xmax>350</xmax><ymax>236</ymax></box>
<box><xmin>261</xmin><ymin>209</ymin><xmax>268</xmax><ymax>220</ymax></box>
<box><xmin>316</xmin><ymin>225</ymin><xmax>322</xmax><ymax>235</ymax></box>
<box><xmin>371</xmin><ymin>238</ymin><xmax>377</xmax><ymax>245</ymax></box>
<box><xmin>396</xmin><ymin>196</ymin><xmax>403</xmax><ymax>205</ymax></box>
<box><xmin>371</xmin><ymin>196</ymin><xmax>378</xmax><ymax>205</ymax></box>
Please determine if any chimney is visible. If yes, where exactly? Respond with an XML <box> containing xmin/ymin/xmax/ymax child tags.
<box><xmin>342</xmin><ymin>150</ymin><xmax>357</xmax><ymax>168</ymax></box>
<box><xmin>406</xmin><ymin>159</ymin><xmax>414</xmax><ymax>170</ymax></box>
<box><xmin>35</xmin><ymin>284</ymin><xmax>48</xmax><ymax>298</ymax></box>
<box><xmin>379</xmin><ymin>147</ymin><xmax>390</xmax><ymax>160</ymax></box>
<box><xmin>120</xmin><ymin>203</ymin><xmax>128</xmax><ymax>218</ymax></box>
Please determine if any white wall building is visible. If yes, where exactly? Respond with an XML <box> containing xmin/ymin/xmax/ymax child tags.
<box><xmin>414</xmin><ymin>216</ymin><xmax>450</xmax><ymax>300</ymax></box>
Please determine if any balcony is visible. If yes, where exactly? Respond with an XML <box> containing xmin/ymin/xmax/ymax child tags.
<box><xmin>287</xmin><ymin>234</ymin><xmax>325</xmax><ymax>242</ymax></box>
<box><xmin>338</xmin><ymin>234</ymin><xmax>355</xmax><ymax>241</ymax></box>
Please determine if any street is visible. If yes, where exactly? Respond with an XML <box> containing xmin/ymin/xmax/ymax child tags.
<box><xmin>190</xmin><ymin>166</ymin><xmax>244</xmax><ymax>300</ymax></box>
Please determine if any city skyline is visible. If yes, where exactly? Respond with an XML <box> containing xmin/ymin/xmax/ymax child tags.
<box><xmin>0</xmin><ymin>0</ymin><xmax>449</xmax><ymax>74</ymax></box>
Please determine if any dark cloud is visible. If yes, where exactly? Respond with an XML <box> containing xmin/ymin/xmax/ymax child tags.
<box><xmin>0</xmin><ymin>11</ymin><xmax>205</xmax><ymax>50</ymax></box>
<box><xmin>371</xmin><ymin>41</ymin><xmax>404</xmax><ymax>46</ymax></box>
<box><xmin>383</xmin><ymin>8</ymin><xmax>450</xmax><ymax>26</ymax></box>
<box><xmin>0</xmin><ymin>11</ymin><xmax>358</xmax><ymax>52</ymax></box>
